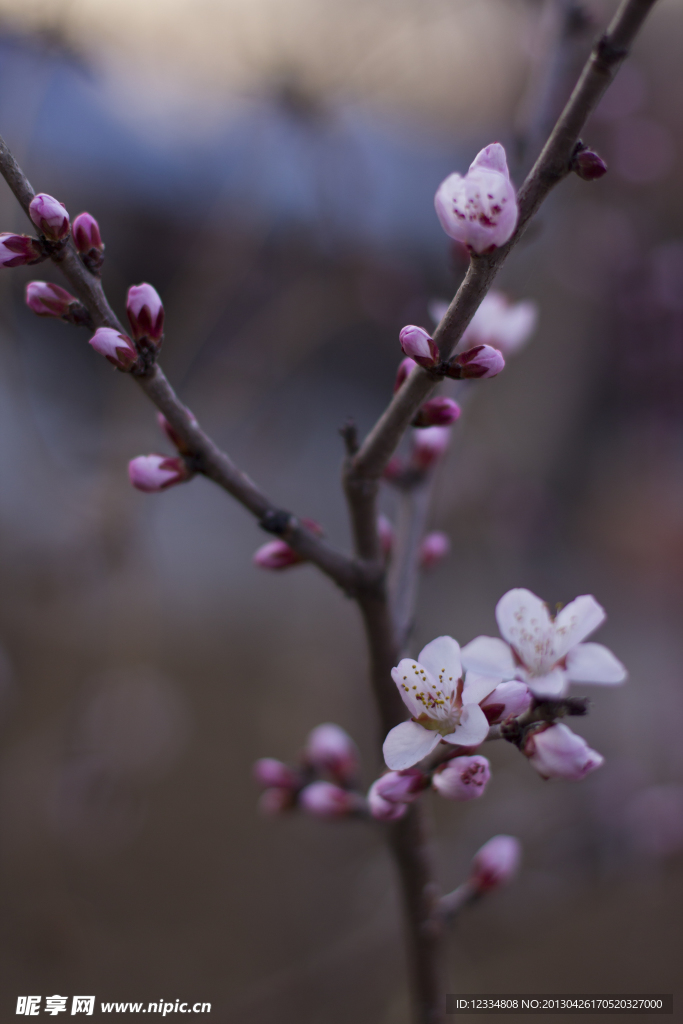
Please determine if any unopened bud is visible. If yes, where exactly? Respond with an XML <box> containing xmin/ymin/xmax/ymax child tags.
<box><xmin>128</xmin><ymin>454</ymin><xmax>192</xmax><ymax>493</ymax></box>
<box><xmin>394</xmin><ymin>356</ymin><xmax>419</xmax><ymax>393</ymax></box>
<box><xmin>127</xmin><ymin>283</ymin><xmax>164</xmax><ymax>347</ymax></box>
<box><xmin>28</xmin><ymin>193</ymin><xmax>70</xmax><ymax>241</ymax></box>
<box><xmin>399</xmin><ymin>325</ymin><xmax>439</xmax><ymax>368</ymax></box>
<box><xmin>25</xmin><ymin>281</ymin><xmax>77</xmax><ymax>318</ymax></box>
<box><xmin>524</xmin><ymin>723</ymin><xmax>604</xmax><ymax>781</ymax></box>
<box><xmin>572</xmin><ymin>147</ymin><xmax>608</xmax><ymax>181</ymax></box>
<box><xmin>372</xmin><ymin>769</ymin><xmax>426</xmax><ymax>804</ymax></box>
<box><xmin>0</xmin><ymin>232</ymin><xmax>44</xmax><ymax>268</ymax></box>
<box><xmin>413</xmin><ymin>396</ymin><xmax>461</xmax><ymax>427</ymax></box>
<box><xmin>432</xmin><ymin>755</ymin><xmax>491</xmax><ymax>801</ymax></box>
<box><xmin>419</xmin><ymin>531</ymin><xmax>450</xmax><ymax>569</ymax></box>
<box><xmin>253</xmin><ymin>758</ymin><xmax>300</xmax><ymax>790</ymax></box>
<box><xmin>259</xmin><ymin>787</ymin><xmax>296</xmax><ymax>815</ymax></box>
<box><xmin>367</xmin><ymin>780</ymin><xmax>409</xmax><ymax>821</ymax></box>
<box><xmin>470</xmin><ymin>834</ymin><xmax>521</xmax><ymax>892</ymax></box>
<box><xmin>447</xmin><ymin>344</ymin><xmax>505</xmax><ymax>379</ymax></box>
<box><xmin>88</xmin><ymin>327</ymin><xmax>138</xmax><ymax>370</ymax></box>
<box><xmin>305</xmin><ymin>723</ymin><xmax>358</xmax><ymax>784</ymax></box>
<box><xmin>377</xmin><ymin>515</ymin><xmax>394</xmax><ymax>558</ymax></box>
<box><xmin>298</xmin><ymin>781</ymin><xmax>357</xmax><ymax>819</ymax></box>
<box><xmin>411</xmin><ymin>426</ymin><xmax>451</xmax><ymax>470</ymax></box>
<box><xmin>480</xmin><ymin>682</ymin><xmax>531</xmax><ymax>724</ymax></box>
<box><xmin>253</xmin><ymin>539</ymin><xmax>303</xmax><ymax>570</ymax></box>
<box><xmin>72</xmin><ymin>212</ymin><xmax>104</xmax><ymax>273</ymax></box>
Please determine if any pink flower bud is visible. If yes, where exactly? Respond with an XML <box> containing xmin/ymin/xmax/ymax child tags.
<box><xmin>28</xmin><ymin>192</ymin><xmax>70</xmax><ymax>241</ymax></box>
<box><xmin>72</xmin><ymin>212</ymin><xmax>103</xmax><ymax>253</ymax></box>
<box><xmin>419</xmin><ymin>531</ymin><xmax>450</xmax><ymax>569</ymax></box>
<box><xmin>432</xmin><ymin>755</ymin><xmax>491</xmax><ymax>801</ymax></box>
<box><xmin>399</xmin><ymin>326</ymin><xmax>439</xmax><ymax>368</ymax></box>
<box><xmin>573</xmin><ymin>148</ymin><xmax>608</xmax><ymax>181</ymax></box>
<box><xmin>435</xmin><ymin>143</ymin><xmax>518</xmax><ymax>254</ymax></box>
<box><xmin>299</xmin><ymin>781</ymin><xmax>356</xmax><ymax>819</ymax></box>
<box><xmin>524</xmin><ymin>723</ymin><xmax>604</xmax><ymax>781</ymax></box>
<box><xmin>127</xmin><ymin>283</ymin><xmax>164</xmax><ymax>346</ymax></box>
<box><xmin>450</xmin><ymin>344</ymin><xmax>505</xmax><ymax>379</ymax></box>
<box><xmin>480</xmin><ymin>682</ymin><xmax>532</xmax><ymax>724</ymax></box>
<box><xmin>128</xmin><ymin>454</ymin><xmax>191</xmax><ymax>493</ymax></box>
<box><xmin>253</xmin><ymin>540</ymin><xmax>303</xmax><ymax>570</ymax></box>
<box><xmin>88</xmin><ymin>327</ymin><xmax>138</xmax><ymax>370</ymax></box>
<box><xmin>470</xmin><ymin>834</ymin><xmax>521</xmax><ymax>892</ymax></box>
<box><xmin>413</xmin><ymin>396</ymin><xmax>461</xmax><ymax>427</ymax></box>
<box><xmin>25</xmin><ymin>281</ymin><xmax>77</xmax><ymax>317</ymax></box>
<box><xmin>258</xmin><ymin>787</ymin><xmax>296</xmax><ymax>815</ymax></box>
<box><xmin>411</xmin><ymin>426</ymin><xmax>451</xmax><ymax>469</ymax></box>
<box><xmin>253</xmin><ymin>758</ymin><xmax>299</xmax><ymax>790</ymax></box>
<box><xmin>367</xmin><ymin>780</ymin><xmax>409</xmax><ymax>821</ymax></box>
<box><xmin>394</xmin><ymin>356</ymin><xmax>419</xmax><ymax>393</ymax></box>
<box><xmin>372</xmin><ymin>769</ymin><xmax>426</xmax><ymax>804</ymax></box>
<box><xmin>377</xmin><ymin>515</ymin><xmax>394</xmax><ymax>558</ymax></box>
<box><xmin>0</xmin><ymin>232</ymin><xmax>44</xmax><ymax>267</ymax></box>
<box><xmin>156</xmin><ymin>411</ymin><xmax>198</xmax><ymax>455</ymax></box>
<box><xmin>305</xmin><ymin>723</ymin><xmax>358</xmax><ymax>784</ymax></box>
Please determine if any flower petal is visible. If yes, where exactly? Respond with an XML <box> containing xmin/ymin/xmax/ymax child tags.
<box><xmin>526</xmin><ymin>668</ymin><xmax>568</xmax><ymax>698</ymax></box>
<box><xmin>462</xmin><ymin>671</ymin><xmax>501</xmax><ymax>706</ymax></box>
<box><xmin>553</xmin><ymin>596</ymin><xmax>606</xmax><ymax>659</ymax></box>
<box><xmin>443</xmin><ymin>703</ymin><xmax>490</xmax><ymax>747</ymax></box>
<box><xmin>417</xmin><ymin>636</ymin><xmax>461</xmax><ymax>696</ymax></box>
<box><xmin>383</xmin><ymin>721</ymin><xmax>441</xmax><ymax>771</ymax></box>
<box><xmin>495</xmin><ymin>588</ymin><xmax>555</xmax><ymax>675</ymax></box>
<box><xmin>461</xmin><ymin>635</ymin><xmax>517</xmax><ymax>678</ymax></box>
<box><xmin>565</xmin><ymin>642</ymin><xmax>627</xmax><ymax>684</ymax></box>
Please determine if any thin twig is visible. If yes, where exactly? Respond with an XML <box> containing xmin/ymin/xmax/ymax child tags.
<box><xmin>388</xmin><ymin>474</ymin><xmax>436</xmax><ymax>651</ymax></box>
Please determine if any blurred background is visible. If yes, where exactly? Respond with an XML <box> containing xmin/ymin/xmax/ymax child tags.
<box><xmin>0</xmin><ymin>0</ymin><xmax>682</xmax><ymax>1019</ymax></box>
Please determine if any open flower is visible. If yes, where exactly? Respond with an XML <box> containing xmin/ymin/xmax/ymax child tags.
<box><xmin>384</xmin><ymin>636</ymin><xmax>491</xmax><ymax>770</ymax></box>
<box><xmin>429</xmin><ymin>291</ymin><xmax>537</xmax><ymax>356</ymax></box>
<box><xmin>434</xmin><ymin>144</ymin><xmax>518</xmax><ymax>254</ymax></box>
<box><xmin>461</xmin><ymin>588</ymin><xmax>627</xmax><ymax>698</ymax></box>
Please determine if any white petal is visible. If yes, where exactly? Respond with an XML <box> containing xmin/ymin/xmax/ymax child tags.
<box><xmin>392</xmin><ymin>659</ymin><xmax>437</xmax><ymax>719</ymax></box>
<box><xmin>443</xmin><ymin>703</ymin><xmax>490</xmax><ymax>747</ymax></box>
<box><xmin>418</xmin><ymin>636</ymin><xmax>461</xmax><ymax>697</ymax></box>
<box><xmin>565</xmin><ymin>642</ymin><xmax>627</xmax><ymax>684</ymax></box>
<box><xmin>495</xmin><ymin>588</ymin><xmax>555</xmax><ymax>675</ymax></box>
<box><xmin>383</xmin><ymin>721</ymin><xmax>441</xmax><ymax>770</ymax></box>
<box><xmin>553</xmin><ymin>596</ymin><xmax>606</xmax><ymax>659</ymax></box>
<box><xmin>526</xmin><ymin>668</ymin><xmax>568</xmax><ymax>698</ymax></box>
<box><xmin>461</xmin><ymin>635</ymin><xmax>517</xmax><ymax>678</ymax></box>
<box><xmin>462</xmin><ymin>671</ymin><xmax>501</xmax><ymax>706</ymax></box>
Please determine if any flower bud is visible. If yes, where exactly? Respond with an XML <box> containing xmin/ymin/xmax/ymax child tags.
<box><xmin>435</xmin><ymin>143</ymin><xmax>518</xmax><ymax>254</ymax></box>
<box><xmin>419</xmin><ymin>531</ymin><xmax>450</xmax><ymax>569</ymax></box>
<box><xmin>88</xmin><ymin>327</ymin><xmax>138</xmax><ymax>370</ymax></box>
<box><xmin>72</xmin><ymin>212</ymin><xmax>103</xmax><ymax>253</ymax></box>
<box><xmin>394</xmin><ymin>357</ymin><xmax>419</xmax><ymax>393</ymax></box>
<box><xmin>258</xmin><ymin>787</ymin><xmax>296</xmax><ymax>815</ymax></box>
<box><xmin>253</xmin><ymin>758</ymin><xmax>299</xmax><ymax>790</ymax></box>
<box><xmin>448</xmin><ymin>344</ymin><xmax>505</xmax><ymax>379</ymax></box>
<box><xmin>367</xmin><ymin>780</ymin><xmax>409</xmax><ymax>821</ymax></box>
<box><xmin>399</xmin><ymin>326</ymin><xmax>439</xmax><ymax>369</ymax></box>
<box><xmin>524</xmin><ymin>723</ymin><xmax>604</xmax><ymax>781</ymax></box>
<box><xmin>411</xmin><ymin>426</ymin><xmax>451</xmax><ymax>470</ymax></box>
<box><xmin>304</xmin><ymin>723</ymin><xmax>358</xmax><ymax>784</ymax></box>
<box><xmin>28</xmin><ymin>193</ymin><xmax>70</xmax><ymax>241</ymax></box>
<box><xmin>298</xmin><ymin>781</ymin><xmax>357</xmax><ymax>819</ymax></box>
<box><xmin>470</xmin><ymin>835</ymin><xmax>521</xmax><ymax>892</ymax></box>
<box><xmin>480</xmin><ymin>681</ymin><xmax>531</xmax><ymax>724</ymax></box>
<box><xmin>25</xmin><ymin>281</ymin><xmax>77</xmax><ymax>318</ymax></box>
<box><xmin>372</xmin><ymin>769</ymin><xmax>426</xmax><ymax>804</ymax></box>
<box><xmin>413</xmin><ymin>396</ymin><xmax>461</xmax><ymax>427</ymax></box>
<box><xmin>572</xmin><ymin>147</ymin><xmax>608</xmax><ymax>181</ymax></box>
<box><xmin>377</xmin><ymin>515</ymin><xmax>394</xmax><ymax>558</ymax></box>
<box><xmin>0</xmin><ymin>232</ymin><xmax>44</xmax><ymax>268</ymax></box>
<box><xmin>127</xmin><ymin>283</ymin><xmax>164</xmax><ymax>346</ymax></box>
<box><xmin>128</xmin><ymin>454</ymin><xmax>192</xmax><ymax>493</ymax></box>
<box><xmin>432</xmin><ymin>755</ymin><xmax>491</xmax><ymax>801</ymax></box>
<box><xmin>253</xmin><ymin>539</ymin><xmax>303</xmax><ymax>570</ymax></box>
<box><xmin>157</xmin><ymin>411</ymin><xmax>198</xmax><ymax>455</ymax></box>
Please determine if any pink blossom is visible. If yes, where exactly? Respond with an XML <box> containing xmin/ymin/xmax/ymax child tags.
<box><xmin>394</xmin><ymin>357</ymin><xmax>419</xmax><ymax>393</ymax></box>
<box><xmin>419</xmin><ymin>532</ymin><xmax>450</xmax><ymax>569</ymax></box>
<box><xmin>25</xmin><ymin>281</ymin><xmax>76</xmax><ymax>317</ymax></box>
<box><xmin>411</xmin><ymin>426</ymin><xmax>451</xmax><ymax>470</ymax></box>
<box><xmin>72</xmin><ymin>212</ymin><xmax>103</xmax><ymax>253</ymax></box>
<box><xmin>372</xmin><ymin>769</ymin><xmax>426</xmax><ymax>804</ymax></box>
<box><xmin>399</xmin><ymin>325</ymin><xmax>439</xmax><ymax>368</ymax></box>
<box><xmin>305</xmin><ymin>723</ymin><xmax>358</xmax><ymax>784</ymax></box>
<box><xmin>127</xmin><ymin>283</ymin><xmax>164</xmax><ymax>345</ymax></box>
<box><xmin>0</xmin><ymin>232</ymin><xmax>43</xmax><ymax>267</ymax></box>
<box><xmin>470</xmin><ymin>835</ymin><xmax>521</xmax><ymax>892</ymax></box>
<box><xmin>480</xmin><ymin>681</ymin><xmax>532</xmax><ymax>724</ymax></box>
<box><xmin>442</xmin><ymin>291</ymin><xmax>538</xmax><ymax>355</ymax></box>
<box><xmin>450</xmin><ymin>344</ymin><xmax>505</xmax><ymax>379</ymax></box>
<box><xmin>88</xmin><ymin>327</ymin><xmax>138</xmax><ymax>370</ymax></box>
<box><xmin>253</xmin><ymin>758</ymin><xmax>299</xmax><ymax>790</ymax></box>
<box><xmin>28</xmin><ymin>193</ymin><xmax>70</xmax><ymax>241</ymax></box>
<box><xmin>413</xmin><ymin>397</ymin><xmax>461</xmax><ymax>427</ymax></box>
<box><xmin>253</xmin><ymin>539</ymin><xmax>303</xmax><ymax>570</ymax></box>
<box><xmin>525</xmin><ymin>723</ymin><xmax>604</xmax><ymax>780</ymax></box>
<box><xmin>434</xmin><ymin>144</ymin><xmax>518</xmax><ymax>254</ymax></box>
<box><xmin>377</xmin><ymin>515</ymin><xmax>395</xmax><ymax>558</ymax></box>
<box><xmin>128</xmin><ymin>454</ymin><xmax>191</xmax><ymax>493</ymax></box>
<box><xmin>432</xmin><ymin>755</ymin><xmax>491</xmax><ymax>801</ymax></box>
<box><xmin>299</xmin><ymin>781</ymin><xmax>357</xmax><ymax>819</ymax></box>
<box><xmin>367</xmin><ymin>782</ymin><xmax>408</xmax><ymax>821</ymax></box>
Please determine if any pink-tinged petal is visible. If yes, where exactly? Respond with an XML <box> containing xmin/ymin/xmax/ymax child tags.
<box><xmin>26</xmin><ymin>281</ymin><xmax>76</xmax><ymax>317</ymax></box>
<box><xmin>453</xmin><ymin>344</ymin><xmax>505</xmax><ymax>379</ymax></box>
<box><xmin>392</xmin><ymin>659</ymin><xmax>438</xmax><ymax>719</ymax></box>
<box><xmin>128</xmin><ymin>454</ymin><xmax>190</xmax><ymax>493</ymax></box>
<box><xmin>253</xmin><ymin>539</ymin><xmax>303</xmax><ymax>570</ymax></box>
<box><xmin>411</xmin><ymin>426</ymin><xmax>451</xmax><ymax>469</ymax></box>
<box><xmin>305</xmin><ymin>723</ymin><xmax>358</xmax><ymax>783</ymax></box>
<box><xmin>413</xmin><ymin>397</ymin><xmax>461</xmax><ymax>427</ymax></box>
<box><xmin>72</xmin><ymin>212</ymin><xmax>103</xmax><ymax>253</ymax></box>
<box><xmin>399</xmin><ymin>325</ymin><xmax>439</xmax><ymax>368</ymax></box>
<box><xmin>373</xmin><ymin>769</ymin><xmax>426</xmax><ymax>804</ymax></box>
<box><xmin>553</xmin><ymin>595</ymin><xmax>606</xmax><ymax>659</ymax></box>
<box><xmin>481</xmin><ymin>681</ymin><xmax>532</xmax><ymax>723</ymax></box>
<box><xmin>525</xmin><ymin>723</ymin><xmax>604</xmax><ymax>781</ymax></box>
<box><xmin>470</xmin><ymin>142</ymin><xmax>509</xmax><ymax>175</ymax></box>
<box><xmin>470</xmin><ymin>834</ymin><xmax>521</xmax><ymax>891</ymax></box>
<box><xmin>432</xmin><ymin>755</ymin><xmax>491</xmax><ymax>801</ymax></box>
<box><xmin>417</xmin><ymin>636</ymin><xmax>461</xmax><ymax>697</ymax></box>
<box><xmin>0</xmin><ymin>232</ymin><xmax>45</xmax><ymax>267</ymax></box>
<box><xmin>461</xmin><ymin>671</ymin><xmax>500</xmax><ymax>707</ymax></box>
<box><xmin>419</xmin><ymin>531</ymin><xmax>451</xmax><ymax>569</ymax></box>
<box><xmin>495</xmin><ymin>588</ymin><xmax>555</xmax><ymax>675</ymax></box>
<box><xmin>565</xmin><ymin>642</ymin><xmax>627</xmax><ymax>684</ymax></box>
<box><xmin>434</xmin><ymin>146</ymin><xmax>518</xmax><ymax>254</ymax></box>
<box><xmin>367</xmin><ymin>781</ymin><xmax>409</xmax><ymax>821</ymax></box>
<box><xmin>443</xmin><ymin>703</ymin><xmax>489</xmax><ymax>747</ymax></box>
<box><xmin>526</xmin><ymin>667</ymin><xmax>568</xmax><ymax>699</ymax></box>
<box><xmin>461</xmin><ymin>635</ymin><xmax>517</xmax><ymax>678</ymax></box>
<box><xmin>460</xmin><ymin>292</ymin><xmax>537</xmax><ymax>356</ymax></box>
<box><xmin>298</xmin><ymin>781</ymin><xmax>356</xmax><ymax>819</ymax></box>
<box><xmin>383</xmin><ymin>721</ymin><xmax>441</xmax><ymax>770</ymax></box>
<box><xmin>127</xmin><ymin>282</ymin><xmax>164</xmax><ymax>344</ymax></box>
<box><xmin>28</xmin><ymin>193</ymin><xmax>70</xmax><ymax>241</ymax></box>
<box><xmin>89</xmin><ymin>327</ymin><xmax>137</xmax><ymax>370</ymax></box>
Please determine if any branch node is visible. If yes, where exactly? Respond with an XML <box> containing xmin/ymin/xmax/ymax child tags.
<box><xmin>260</xmin><ymin>509</ymin><xmax>293</xmax><ymax>536</ymax></box>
